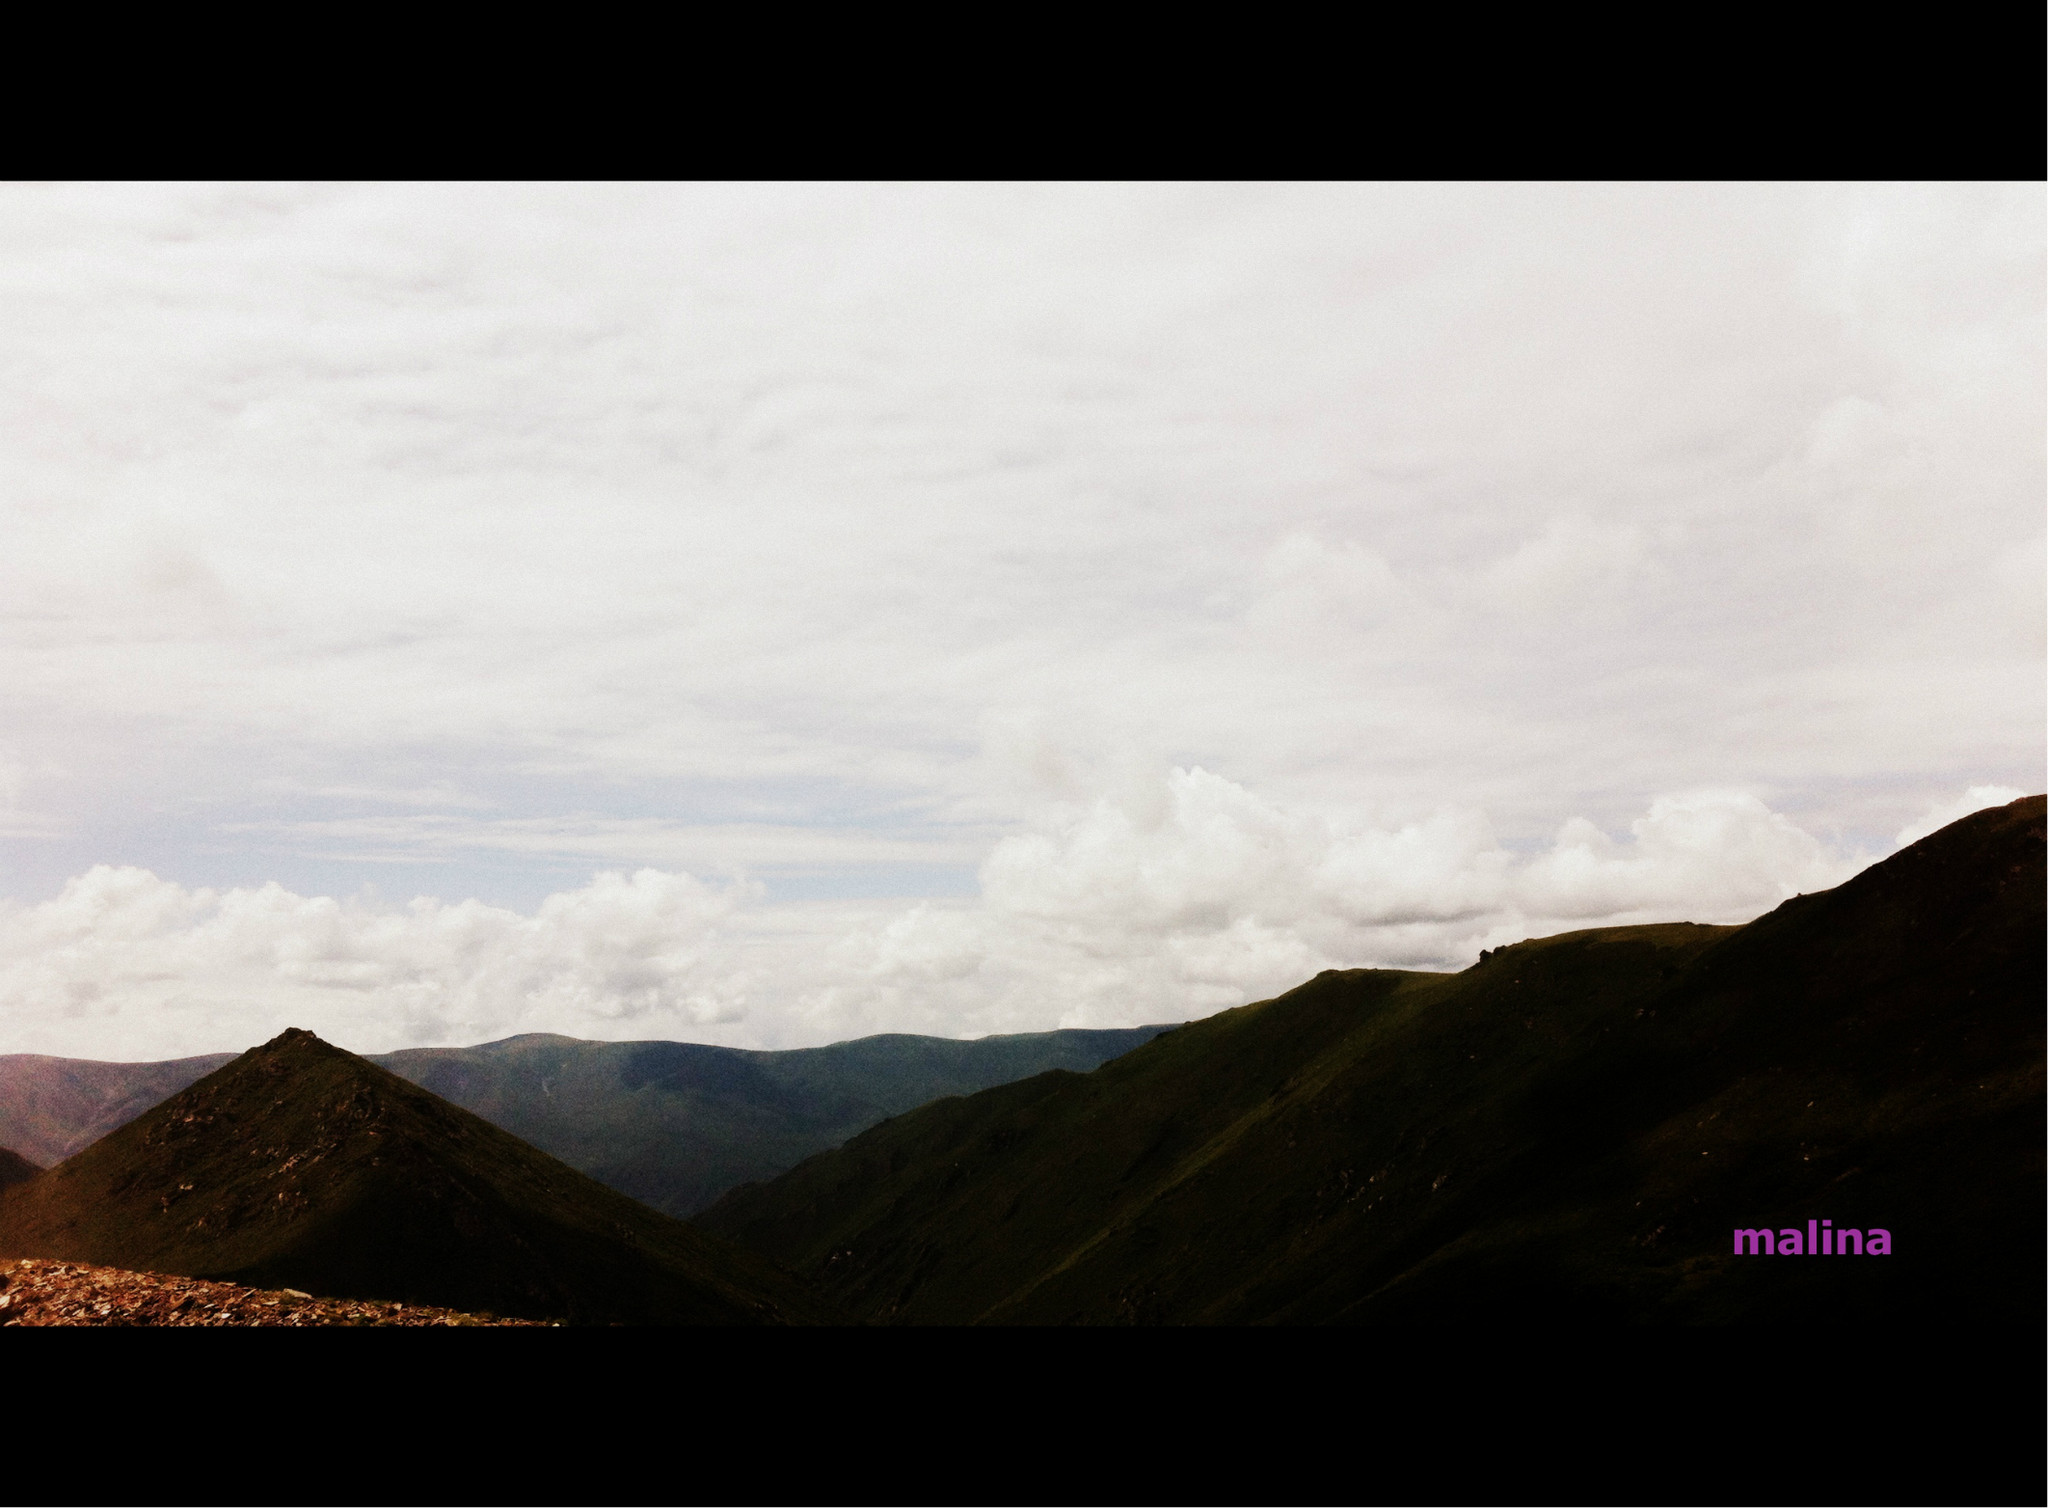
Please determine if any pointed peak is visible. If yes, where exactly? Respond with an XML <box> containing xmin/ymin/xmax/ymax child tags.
<box><xmin>0</xmin><ymin>1016</ymin><xmax>834</xmax><ymax>1324</ymax></box>
<box><xmin>251</xmin><ymin>1027</ymin><xmax>350</xmax><ymax>1060</ymax></box>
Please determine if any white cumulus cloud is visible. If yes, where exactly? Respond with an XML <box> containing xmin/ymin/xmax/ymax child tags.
<box><xmin>0</xmin><ymin>866</ymin><xmax>752</xmax><ymax>1060</ymax></box>
<box><xmin>1894</xmin><ymin>786</ymin><xmax>2028</xmax><ymax>848</ymax></box>
<box><xmin>768</xmin><ymin>772</ymin><xmax>1882</xmax><ymax>1047</ymax></box>
<box><xmin>1515</xmin><ymin>792</ymin><xmax>1858</xmax><ymax>921</ymax></box>
<box><xmin>0</xmin><ymin>184</ymin><xmax>2036</xmax><ymax>1059</ymax></box>
<box><xmin>0</xmin><ymin>774</ymin><xmax>1899</xmax><ymax>1060</ymax></box>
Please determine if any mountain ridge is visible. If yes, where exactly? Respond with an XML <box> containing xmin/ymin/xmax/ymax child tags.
<box><xmin>0</xmin><ymin>1028</ymin><xmax>841</xmax><ymax>1325</ymax></box>
<box><xmin>0</xmin><ymin>1052</ymin><xmax>237</xmax><ymax>1168</ymax></box>
<box><xmin>0</xmin><ymin>1026</ymin><xmax>1174</xmax><ymax>1217</ymax></box>
<box><xmin>375</xmin><ymin>1024</ymin><xmax>1177</xmax><ymax>1217</ymax></box>
<box><xmin>698</xmin><ymin>796</ymin><xmax>2045</xmax><ymax>1324</ymax></box>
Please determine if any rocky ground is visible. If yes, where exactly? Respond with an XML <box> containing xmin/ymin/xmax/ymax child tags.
<box><xmin>0</xmin><ymin>1257</ymin><xmax>548</xmax><ymax>1325</ymax></box>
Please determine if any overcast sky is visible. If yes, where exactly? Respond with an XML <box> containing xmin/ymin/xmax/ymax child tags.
<box><xmin>0</xmin><ymin>181</ymin><xmax>2039</xmax><ymax>1060</ymax></box>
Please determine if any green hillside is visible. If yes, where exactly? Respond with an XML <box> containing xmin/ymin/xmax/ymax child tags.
<box><xmin>0</xmin><ymin>1028</ymin><xmax>1170</xmax><ymax>1218</ymax></box>
<box><xmin>698</xmin><ymin>796</ymin><xmax>2045</xmax><ymax>1324</ymax></box>
<box><xmin>375</xmin><ymin>1026</ymin><xmax>1174</xmax><ymax>1217</ymax></box>
<box><xmin>0</xmin><ymin>1029</ymin><xmax>839</xmax><ymax>1325</ymax></box>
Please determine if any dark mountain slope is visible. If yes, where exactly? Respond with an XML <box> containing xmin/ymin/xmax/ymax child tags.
<box><xmin>702</xmin><ymin>967</ymin><xmax>1414</xmax><ymax>1324</ymax></box>
<box><xmin>0</xmin><ymin>1028</ymin><xmax>1171</xmax><ymax>1218</ymax></box>
<box><xmin>0</xmin><ymin>1146</ymin><xmax>39</xmax><ymax>1190</ymax></box>
<box><xmin>700</xmin><ymin>924</ymin><xmax>1732</xmax><ymax>1322</ymax></box>
<box><xmin>1351</xmin><ymin>790</ymin><xmax>2046</xmax><ymax>1324</ymax></box>
<box><xmin>0</xmin><ymin>1052</ymin><xmax>235</xmax><ymax>1168</ymax></box>
<box><xmin>699</xmin><ymin>796</ymin><xmax>2044</xmax><ymax>1324</ymax></box>
<box><xmin>0</xmin><ymin>1029</ymin><xmax>838</xmax><ymax>1325</ymax></box>
<box><xmin>377</xmin><ymin>1025</ymin><xmax>1173</xmax><ymax>1217</ymax></box>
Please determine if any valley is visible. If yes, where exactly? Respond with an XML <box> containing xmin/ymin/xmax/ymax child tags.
<box><xmin>3</xmin><ymin>797</ymin><xmax>2040</xmax><ymax>1325</ymax></box>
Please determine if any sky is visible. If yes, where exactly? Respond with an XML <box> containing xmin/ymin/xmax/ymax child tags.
<box><xmin>0</xmin><ymin>181</ymin><xmax>2039</xmax><ymax>1061</ymax></box>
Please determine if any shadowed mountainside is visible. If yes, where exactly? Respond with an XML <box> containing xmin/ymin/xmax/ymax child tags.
<box><xmin>698</xmin><ymin>796</ymin><xmax>2046</xmax><ymax>1324</ymax></box>
<box><xmin>0</xmin><ymin>1028</ymin><xmax>1173</xmax><ymax>1218</ymax></box>
<box><xmin>0</xmin><ymin>1029</ymin><xmax>839</xmax><ymax>1325</ymax></box>
<box><xmin>0</xmin><ymin>1146</ymin><xmax>38</xmax><ymax>1190</ymax></box>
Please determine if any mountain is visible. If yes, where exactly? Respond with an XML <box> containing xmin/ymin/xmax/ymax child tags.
<box><xmin>697</xmin><ymin>795</ymin><xmax>2046</xmax><ymax>1324</ymax></box>
<box><xmin>0</xmin><ymin>1052</ymin><xmax>235</xmax><ymax>1168</ymax></box>
<box><xmin>0</xmin><ymin>1029</ymin><xmax>838</xmax><ymax>1324</ymax></box>
<box><xmin>0</xmin><ymin>1027</ymin><xmax>1172</xmax><ymax>1218</ymax></box>
<box><xmin>376</xmin><ymin>1026</ymin><xmax>1175</xmax><ymax>1216</ymax></box>
<box><xmin>0</xmin><ymin>1146</ymin><xmax>38</xmax><ymax>1191</ymax></box>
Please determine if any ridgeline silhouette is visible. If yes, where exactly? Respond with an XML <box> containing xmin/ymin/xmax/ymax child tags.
<box><xmin>698</xmin><ymin>796</ymin><xmax>2046</xmax><ymax>1323</ymax></box>
<box><xmin>1</xmin><ymin>798</ymin><xmax>2036</xmax><ymax>1325</ymax></box>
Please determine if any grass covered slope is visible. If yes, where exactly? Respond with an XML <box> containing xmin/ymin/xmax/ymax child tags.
<box><xmin>376</xmin><ymin>1025</ymin><xmax>1175</xmax><ymax>1217</ymax></box>
<box><xmin>698</xmin><ymin>796</ymin><xmax>2045</xmax><ymax>1324</ymax></box>
<box><xmin>0</xmin><ymin>1029</ymin><xmax>838</xmax><ymax>1325</ymax></box>
<box><xmin>0</xmin><ymin>1052</ymin><xmax>235</xmax><ymax>1168</ymax></box>
<box><xmin>698</xmin><ymin>927</ymin><xmax>1731</xmax><ymax>1323</ymax></box>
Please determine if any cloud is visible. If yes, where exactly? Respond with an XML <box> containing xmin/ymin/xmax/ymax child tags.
<box><xmin>1515</xmin><ymin>792</ymin><xmax>1858</xmax><ymax>920</ymax></box>
<box><xmin>1989</xmin><ymin>535</ymin><xmax>2045</xmax><ymax>655</ymax></box>
<box><xmin>1475</xmin><ymin>514</ymin><xmax>1647</xmax><ymax>616</ymax></box>
<box><xmin>1894</xmin><ymin>786</ymin><xmax>2028</xmax><ymax>848</ymax></box>
<box><xmin>217</xmin><ymin>813</ymin><xmax>986</xmax><ymax>876</ymax></box>
<box><xmin>0</xmin><ymin>866</ymin><xmax>752</xmax><ymax>1059</ymax></box>
<box><xmin>0</xmin><ymin>184</ymin><xmax>2035</xmax><ymax>882</ymax></box>
<box><xmin>776</xmin><ymin>772</ymin><xmax>1880</xmax><ymax>1046</ymax></box>
<box><xmin>0</xmin><ymin>185</ymin><xmax>2036</xmax><ymax>1053</ymax></box>
<box><xmin>1244</xmin><ymin>533</ymin><xmax>1420</xmax><ymax>649</ymax></box>
<box><xmin>0</xmin><ymin>773</ymin><xmax>1892</xmax><ymax>1060</ymax></box>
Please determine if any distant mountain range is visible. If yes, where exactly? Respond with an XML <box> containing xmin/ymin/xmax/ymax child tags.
<box><xmin>698</xmin><ymin>795</ymin><xmax>2046</xmax><ymax>1323</ymax></box>
<box><xmin>0</xmin><ymin>1026</ymin><xmax>1173</xmax><ymax>1216</ymax></box>
<box><xmin>2</xmin><ymin>797</ymin><xmax>2037</xmax><ymax>1325</ymax></box>
<box><xmin>0</xmin><ymin>1029</ymin><xmax>836</xmax><ymax>1324</ymax></box>
<box><xmin>0</xmin><ymin>1052</ymin><xmax>238</xmax><ymax>1169</ymax></box>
